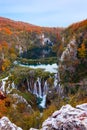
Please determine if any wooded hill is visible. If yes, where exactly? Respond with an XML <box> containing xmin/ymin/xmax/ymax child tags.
<box><xmin>0</xmin><ymin>17</ymin><xmax>63</xmax><ymax>72</ymax></box>
<box><xmin>58</xmin><ymin>19</ymin><xmax>87</xmax><ymax>83</ymax></box>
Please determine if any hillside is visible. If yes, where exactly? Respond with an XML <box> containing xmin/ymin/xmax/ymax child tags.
<box><xmin>0</xmin><ymin>17</ymin><xmax>87</xmax><ymax>130</ymax></box>
<box><xmin>0</xmin><ymin>17</ymin><xmax>63</xmax><ymax>72</ymax></box>
<box><xmin>57</xmin><ymin>19</ymin><xmax>87</xmax><ymax>82</ymax></box>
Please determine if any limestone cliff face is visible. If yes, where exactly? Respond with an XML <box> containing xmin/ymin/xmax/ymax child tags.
<box><xmin>58</xmin><ymin>36</ymin><xmax>79</xmax><ymax>83</ymax></box>
<box><xmin>0</xmin><ymin>116</ymin><xmax>22</xmax><ymax>130</ymax></box>
<box><xmin>30</xmin><ymin>103</ymin><xmax>87</xmax><ymax>130</ymax></box>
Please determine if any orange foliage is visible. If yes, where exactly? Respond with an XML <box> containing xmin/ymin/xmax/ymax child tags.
<box><xmin>2</xmin><ymin>27</ymin><xmax>12</xmax><ymax>35</ymax></box>
<box><xmin>0</xmin><ymin>17</ymin><xmax>62</xmax><ymax>35</ymax></box>
<box><xmin>2</xmin><ymin>41</ymin><xmax>8</xmax><ymax>48</ymax></box>
<box><xmin>68</xmin><ymin>19</ymin><xmax>87</xmax><ymax>32</ymax></box>
<box><xmin>0</xmin><ymin>99</ymin><xmax>7</xmax><ymax>118</ymax></box>
<box><xmin>0</xmin><ymin>44</ymin><xmax>2</xmax><ymax>51</ymax></box>
<box><xmin>78</xmin><ymin>43</ymin><xmax>86</xmax><ymax>58</ymax></box>
<box><xmin>9</xmin><ymin>47</ymin><xmax>15</xmax><ymax>54</ymax></box>
<box><xmin>1</xmin><ymin>58</ymin><xmax>11</xmax><ymax>71</ymax></box>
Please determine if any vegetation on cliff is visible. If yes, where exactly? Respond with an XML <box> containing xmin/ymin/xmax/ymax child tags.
<box><xmin>0</xmin><ymin>17</ymin><xmax>87</xmax><ymax>130</ymax></box>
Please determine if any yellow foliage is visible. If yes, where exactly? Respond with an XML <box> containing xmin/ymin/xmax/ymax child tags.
<box><xmin>10</xmin><ymin>53</ymin><xmax>17</xmax><ymax>61</ymax></box>
<box><xmin>78</xmin><ymin>43</ymin><xmax>86</xmax><ymax>58</ymax></box>
<box><xmin>41</xmin><ymin>104</ymin><xmax>57</xmax><ymax>125</ymax></box>
<box><xmin>1</xmin><ymin>58</ymin><xmax>11</xmax><ymax>71</ymax></box>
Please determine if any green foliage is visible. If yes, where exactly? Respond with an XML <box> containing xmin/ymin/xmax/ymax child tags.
<box><xmin>9</xmin><ymin>65</ymin><xmax>53</xmax><ymax>86</ymax></box>
<box><xmin>17</xmin><ymin>57</ymin><xmax>57</xmax><ymax>65</ymax></box>
<box><xmin>40</xmin><ymin>104</ymin><xmax>57</xmax><ymax>126</ymax></box>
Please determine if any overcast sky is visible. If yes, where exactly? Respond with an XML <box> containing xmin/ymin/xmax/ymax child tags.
<box><xmin>0</xmin><ymin>0</ymin><xmax>87</xmax><ymax>27</ymax></box>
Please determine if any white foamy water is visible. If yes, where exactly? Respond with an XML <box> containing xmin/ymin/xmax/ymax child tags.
<box><xmin>39</xmin><ymin>95</ymin><xmax>47</xmax><ymax>108</ymax></box>
<box><xmin>19</xmin><ymin>63</ymin><xmax>58</xmax><ymax>73</ymax></box>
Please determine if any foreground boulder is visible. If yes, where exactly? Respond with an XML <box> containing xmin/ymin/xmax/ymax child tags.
<box><xmin>0</xmin><ymin>116</ymin><xmax>22</xmax><ymax>130</ymax></box>
<box><xmin>30</xmin><ymin>103</ymin><xmax>87</xmax><ymax>130</ymax></box>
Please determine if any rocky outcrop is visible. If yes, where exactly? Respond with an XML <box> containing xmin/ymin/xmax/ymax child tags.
<box><xmin>0</xmin><ymin>116</ymin><xmax>22</xmax><ymax>130</ymax></box>
<box><xmin>11</xmin><ymin>94</ymin><xmax>33</xmax><ymax>113</ymax></box>
<box><xmin>30</xmin><ymin>103</ymin><xmax>87</xmax><ymax>130</ymax></box>
<box><xmin>60</xmin><ymin>37</ymin><xmax>77</xmax><ymax>62</ymax></box>
<box><xmin>58</xmin><ymin>36</ymin><xmax>79</xmax><ymax>83</ymax></box>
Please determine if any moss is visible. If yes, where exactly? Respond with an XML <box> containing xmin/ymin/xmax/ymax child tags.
<box><xmin>17</xmin><ymin>57</ymin><xmax>58</xmax><ymax>65</ymax></box>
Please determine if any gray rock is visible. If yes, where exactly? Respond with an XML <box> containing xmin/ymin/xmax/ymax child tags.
<box><xmin>30</xmin><ymin>103</ymin><xmax>87</xmax><ymax>130</ymax></box>
<box><xmin>0</xmin><ymin>116</ymin><xmax>22</xmax><ymax>130</ymax></box>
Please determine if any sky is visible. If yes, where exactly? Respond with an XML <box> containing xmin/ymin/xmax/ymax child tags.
<box><xmin>0</xmin><ymin>0</ymin><xmax>87</xmax><ymax>27</ymax></box>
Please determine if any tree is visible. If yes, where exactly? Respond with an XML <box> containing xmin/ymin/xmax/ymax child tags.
<box><xmin>78</xmin><ymin>43</ymin><xmax>86</xmax><ymax>58</ymax></box>
<box><xmin>1</xmin><ymin>58</ymin><xmax>11</xmax><ymax>71</ymax></box>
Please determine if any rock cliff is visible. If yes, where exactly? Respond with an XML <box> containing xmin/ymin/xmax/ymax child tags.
<box><xmin>0</xmin><ymin>116</ymin><xmax>22</xmax><ymax>130</ymax></box>
<box><xmin>30</xmin><ymin>103</ymin><xmax>87</xmax><ymax>130</ymax></box>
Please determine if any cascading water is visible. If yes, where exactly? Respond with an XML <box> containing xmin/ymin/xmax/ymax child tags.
<box><xmin>0</xmin><ymin>77</ymin><xmax>8</xmax><ymax>92</ymax></box>
<box><xmin>12</xmin><ymin>82</ymin><xmax>15</xmax><ymax>89</ymax></box>
<box><xmin>54</xmin><ymin>73</ymin><xmax>58</xmax><ymax>87</ymax></box>
<box><xmin>27</xmin><ymin>79</ymin><xmax>31</xmax><ymax>92</ymax></box>
<box><xmin>30</xmin><ymin>74</ymin><xmax>61</xmax><ymax>108</ymax></box>
<box><xmin>0</xmin><ymin>72</ymin><xmax>61</xmax><ymax>109</ymax></box>
<box><xmin>37</xmin><ymin>78</ymin><xmax>42</xmax><ymax>98</ymax></box>
<box><xmin>54</xmin><ymin>72</ymin><xmax>63</xmax><ymax>96</ymax></box>
<box><xmin>39</xmin><ymin>95</ymin><xmax>46</xmax><ymax>108</ymax></box>
<box><xmin>32</xmin><ymin>77</ymin><xmax>49</xmax><ymax>108</ymax></box>
<box><xmin>43</xmin><ymin>81</ymin><xmax>48</xmax><ymax>95</ymax></box>
<box><xmin>39</xmin><ymin>80</ymin><xmax>48</xmax><ymax>108</ymax></box>
<box><xmin>33</xmin><ymin>83</ymin><xmax>38</xmax><ymax>96</ymax></box>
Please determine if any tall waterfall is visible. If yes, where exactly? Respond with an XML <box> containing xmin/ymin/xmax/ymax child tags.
<box><xmin>33</xmin><ymin>78</ymin><xmax>49</xmax><ymax>98</ymax></box>
<box><xmin>27</xmin><ymin>79</ymin><xmax>31</xmax><ymax>92</ymax></box>
<box><xmin>32</xmin><ymin>78</ymin><xmax>49</xmax><ymax>108</ymax></box>
<box><xmin>33</xmin><ymin>83</ymin><xmax>38</xmax><ymax>96</ymax></box>
<box><xmin>39</xmin><ymin>95</ymin><xmax>46</xmax><ymax>108</ymax></box>
<box><xmin>43</xmin><ymin>81</ymin><xmax>48</xmax><ymax>95</ymax></box>
<box><xmin>0</xmin><ymin>77</ymin><xmax>8</xmax><ymax>92</ymax></box>
<box><xmin>54</xmin><ymin>73</ymin><xmax>58</xmax><ymax>87</ymax></box>
<box><xmin>0</xmin><ymin>73</ymin><xmax>61</xmax><ymax>108</ymax></box>
<box><xmin>37</xmin><ymin>78</ymin><xmax>42</xmax><ymax>98</ymax></box>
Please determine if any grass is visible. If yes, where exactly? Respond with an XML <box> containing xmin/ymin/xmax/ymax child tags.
<box><xmin>17</xmin><ymin>57</ymin><xmax>58</xmax><ymax>65</ymax></box>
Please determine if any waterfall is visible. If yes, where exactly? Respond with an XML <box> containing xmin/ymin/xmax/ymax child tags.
<box><xmin>39</xmin><ymin>80</ymin><xmax>48</xmax><ymax>108</ymax></box>
<box><xmin>0</xmin><ymin>77</ymin><xmax>8</xmax><ymax>92</ymax></box>
<box><xmin>39</xmin><ymin>95</ymin><xmax>46</xmax><ymax>108</ymax></box>
<box><xmin>54</xmin><ymin>79</ymin><xmax>58</xmax><ymax>87</ymax></box>
<box><xmin>33</xmin><ymin>83</ymin><xmax>38</xmax><ymax>96</ymax></box>
<box><xmin>31</xmin><ymin>78</ymin><xmax>49</xmax><ymax>98</ymax></box>
<box><xmin>54</xmin><ymin>72</ymin><xmax>63</xmax><ymax>96</ymax></box>
<box><xmin>54</xmin><ymin>73</ymin><xmax>58</xmax><ymax>87</ymax></box>
<box><xmin>37</xmin><ymin>78</ymin><xmax>42</xmax><ymax>97</ymax></box>
<box><xmin>27</xmin><ymin>79</ymin><xmax>31</xmax><ymax>92</ymax></box>
<box><xmin>12</xmin><ymin>82</ymin><xmax>15</xmax><ymax>89</ymax></box>
<box><xmin>33</xmin><ymin>78</ymin><xmax>43</xmax><ymax>97</ymax></box>
<box><xmin>32</xmin><ymin>78</ymin><xmax>48</xmax><ymax>108</ymax></box>
<box><xmin>43</xmin><ymin>81</ymin><xmax>48</xmax><ymax>95</ymax></box>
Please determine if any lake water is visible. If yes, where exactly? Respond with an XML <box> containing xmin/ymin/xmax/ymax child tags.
<box><xmin>18</xmin><ymin>63</ymin><xmax>58</xmax><ymax>73</ymax></box>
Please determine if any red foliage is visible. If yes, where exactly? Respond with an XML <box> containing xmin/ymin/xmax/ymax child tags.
<box><xmin>0</xmin><ymin>17</ymin><xmax>63</xmax><ymax>35</ymax></box>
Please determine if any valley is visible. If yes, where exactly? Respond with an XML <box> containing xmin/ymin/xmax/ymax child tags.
<box><xmin>0</xmin><ymin>17</ymin><xmax>87</xmax><ymax>130</ymax></box>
